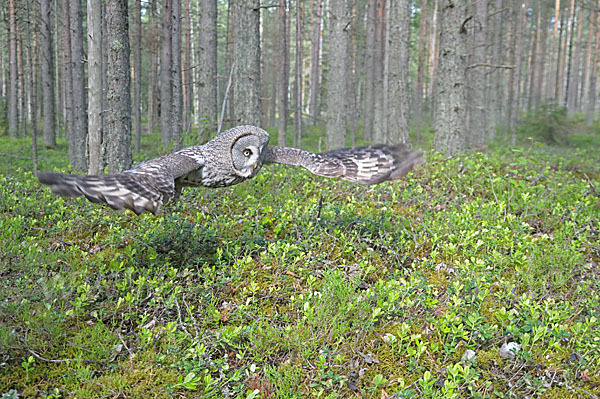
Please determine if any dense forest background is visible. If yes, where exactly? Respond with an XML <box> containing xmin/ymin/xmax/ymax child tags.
<box><xmin>1</xmin><ymin>0</ymin><xmax>598</xmax><ymax>173</ymax></box>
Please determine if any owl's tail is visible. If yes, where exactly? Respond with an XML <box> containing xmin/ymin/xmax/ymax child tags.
<box><xmin>37</xmin><ymin>171</ymin><xmax>163</xmax><ymax>215</ymax></box>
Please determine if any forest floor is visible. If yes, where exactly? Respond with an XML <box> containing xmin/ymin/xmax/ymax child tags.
<box><xmin>1</xmin><ymin>119</ymin><xmax>599</xmax><ymax>398</ymax></box>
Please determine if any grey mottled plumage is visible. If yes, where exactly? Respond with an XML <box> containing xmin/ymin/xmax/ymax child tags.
<box><xmin>38</xmin><ymin>125</ymin><xmax>425</xmax><ymax>215</ymax></box>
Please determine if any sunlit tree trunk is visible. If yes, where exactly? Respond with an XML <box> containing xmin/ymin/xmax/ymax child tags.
<box><xmin>586</xmin><ymin>0</ymin><xmax>600</xmax><ymax>126</ymax></box>
<box><xmin>61</xmin><ymin>0</ymin><xmax>73</xmax><ymax>145</ymax></box>
<box><xmin>171</xmin><ymin>0</ymin><xmax>183</xmax><ymax>149</ymax></box>
<box><xmin>294</xmin><ymin>0</ymin><xmax>303</xmax><ymax>148</ymax></box>
<box><xmin>414</xmin><ymin>0</ymin><xmax>428</xmax><ymax>140</ymax></box>
<box><xmin>147</xmin><ymin>0</ymin><xmax>158</xmax><ymax>135</ymax></box>
<box><xmin>363</xmin><ymin>0</ymin><xmax>377</xmax><ymax>141</ymax></box>
<box><xmin>508</xmin><ymin>0</ymin><xmax>527</xmax><ymax>146</ymax></box>
<box><xmin>182</xmin><ymin>0</ymin><xmax>192</xmax><ymax>133</ymax></box>
<box><xmin>566</xmin><ymin>2</ymin><xmax>582</xmax><ymax>115</ymax></box>
<box><xmin>468</xmin><ymin>0</ymin><xmax>488</xmax><ymax>148</ymax></box>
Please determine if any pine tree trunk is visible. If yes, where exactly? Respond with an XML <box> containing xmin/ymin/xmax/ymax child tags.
<box><xmin>325</xmin><ymin>0</ymin><xmax>350</xmax><ymax>149</ymax></box>
<box><xmin>469</xmin><ymin>0</ymin><xmax>488</xmax><ymax>148</ymax></box>
<box><xmin>160</xmin><ymin>0</ymin><xmax>173</xmax><ymax>145</ymax></box>
<box><xmin>105</xmin><ymin>0</ymin><xmax>132</xmax><ymax>173</ymax></box>
<box><xmin>508</xmin><ymin>0</ymin><xmax>527</xmax><ymax>146</ymax></box>
<box><xmin>18</xmin><ymin>32</ymin><xmax>26</xmax><ymax>136</ymax></box>
<box><xmin>197</xmin><ymin>0</ymin><xmax>217</xmax><ymax>138</ymax></box>
<box><xmin>580</xmin><ymin>8</ymin><xmax>594</xmax><ymax>111</ymax></box>
<box><xmin>533</xmin><ymin>2</ymin><xmax>549</xmax><ymax>107</ymax></box>
<box><xmin>386</xmin><ymin>0</ymin><xmax>410</xmax><ymax>144</ymax></box>
<box><xmin>69</xmin><ymin>0</ymin><xmax>88</xmax><ymax>170</ymax></box>
<box><xmin>87</xmin><ymin>0</ymin><xmax>103</xmax><ymax>174</ymax></box>
<box><xmin>433</xmin><ymin>1</ymin><xmax>467</xmax><ymax>155</ymax></box>
<box><xmin>307</xmin><ymin>0</ymin><xmax>323</xmax><ymax>124</ymax></box>
<box><xmin>294</xmin><ymin>0</ymin><xmax>303</xmax><ymax>148</ymax></box>
<box><xmin>61</xmin><ymin>0</ymin><xmax>73</xmax><ymax>144</ymax></box>
<box><xmin>566</xmin><ymin>2</ymin><xmax>582</xmax><ymax>114</ymax></box>
<box><xmin>40</xmin><ymin>0</ymin><xmax>56</xmax><ymax>147</ymax></box>
<box><xmin>586</xmin><ymin>0</ymin><xmax>600</xmax><ymax>126</ymax></box>
<box><xmin>147</xmin><ymin>0</ymin><xmax>158</xmax><ymax>135</ymax></box>
<box><xmin>232</xmin><ymin>0</ymin><xmax>262</xmax><ymax>126</ymax></box>
<box><xmin>182</xmin><ymin>0</ymin><xmax>192</xmax><ymax>133</ymax></box>
<box><xmin>132</xmin><ymin>0</ymin><xmax>142</xmax><ymax>154</ymax></box>
<box><xmin>414</xmin><ymin>0</ymin><xmax>428</xmax><ymax>140</ymax></box>
<box><xmin>363</xmin><ymin>0</ymin><xmax>377</xmax><ymax>141</ymax></box>
<box><xmin>277</xmin><ymin>0</ymin><xmax>289</xmax><ymax>146</ymax></box>
<box><xmin>8</xmin><ymin>0</ymin><xmax>18</xmax><ymax>138</ymax></box>
<box><xmin>171</xmin><ymin>0</ymin><xmax>183</xmax><ymax>149</ymax></box>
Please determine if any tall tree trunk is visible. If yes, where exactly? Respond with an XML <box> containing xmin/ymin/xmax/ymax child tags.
<box><xmin>325</xmin><ymin>0</ymin><xmax>350</xmax><ymax>149</ymax></box>
<box><xmin>386</xmin><ymin>0</ymin><xmax>410</xmax><ymax>144</ymax></box>
<box><xmin>414</xmin><ymin>0</ymin><xmax>428</xmax><ymax>140</ymax></box>
<box><xmin>508</xmin><ymin>0</ymin><xmax>527</xmax><ymax>146</ymax></box>
<box><xmin>586</xmin><ymin>0</ymin><xmax>600</xmax><ymax>126</ymax></box>
<box><xmin>307</xmin><ymin>0</ymin><xmax>323</xmax><ymax>124</ymax></box>
<box><xmin>363</xmin><ymin>0</ymin><xmax>377</xmax><ymax>141</ymax></box>
<box><xmin>40</xmin><ymin>0</ymin><xmax>56</xmax><ymax>147</ymax></box>
<box><xmin>428</xmin><ymin>0</ymin><xmax>439</xmax><ymax>120</ymax></box>
<box><xmin>8</xmin><ymin>0</ymin><xmax>18</xmax><ymax>138</ymax></box>
<box><xmin>566</xmin><ymin>2</ymin><xmax>582</xmax><ymax>114</ymax></box>
<box><xmin>18</xmin><ymin>31</ymin><xmax>26</xmax><ymax>136</ymax></box>
<box><xmin>561</xmin><ymin>0</ymin><xmax>575</xmax><ymax>105</ymax></box>
<box><xmin>533</xmin><ymin>2</ymin><xmax>549</xmax><ymax>108</ymax></box>
<box><xmin>61</xmin><ymin>0</ymin><xmax>73</xmax><ymax>144</ymax></box>
<box><xmin>232</xmin><ymin>0</ymin><xmax>262</xmax><ymax>126</ymax></box>
<box><xmin>161</xmin><ymin>0</ymin><xmax>173</xmax><ymax>145</ymax></box>
<box><xmin>88</xmin><ymin>0</ymin><xmax>103</xmax><ymax>173</ymax></box>
<box><xmin>69</xmin><ymin>0</ymin><xmax>88</xmax><ymax>170</ymax></box>
<box><xmin>468</xmin><ymin>0</ymin><xmax>488</xmax><ymax>148</ymax></box>
<box><xmin>171</xmin><ymin>0</ymin><xmax>183</xmax><ymax>149</ymax></box>
<box><xmin>197</xmin><ymin>0</ymin><xmax>218</xmax><ymax>138</ymax></box>
<box><xmin>132</xmin><ymin>0</ymin><xmax>142</xmax><ymax>154</ymax></box>
<box><xmin>147</xmin><ymin>0</ymin><xmax>158</xmax><ymax>135</ymax></box>
<box><xmin>372</xmin><ymin>0</ymin><xmax>386</xmax><ymax>143</ymax></box>
<box><xmin>31</xmin><ymin>33</ymin><xmax>39</xmax><ymax>174</ymax></box>
<box><xmin>277</xmin><ymin>0</ymin><xmax>289</xmax><ymax>146</ymax></box>
<box><xmin>580</xmin><ymin>8</ymin><xmax>594</xmax><ymax>111</ymax></box>
<box><xmin>182</xmin><ymin>0</ymin><xmax>191</xmax><ymax>133</ymax></box>
<box><xmin>105</xmin><ymin>0</ymin><xmax>132</xmax><ymax>172</ymax></box>
<box><xmin>294</xmin><ymin>0</ymin><xmax>303</xmax><ymax>148</ymax></box>
<box><xmin>433</xmin><ymin>0</ymin><xmax>467</xmax><ymax>155</ymax></box>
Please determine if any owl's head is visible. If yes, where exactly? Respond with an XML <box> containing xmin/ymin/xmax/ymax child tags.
<box><xmin>229</xmin><ymin>126</ymin><xmax>270</xmax><ymax>178</ymax></box>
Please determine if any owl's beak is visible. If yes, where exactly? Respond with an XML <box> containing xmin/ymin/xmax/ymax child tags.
<box><xmin>254</xmin><ymin>164</ymin><xmax>257</xmax><ymax>169</ymax></box>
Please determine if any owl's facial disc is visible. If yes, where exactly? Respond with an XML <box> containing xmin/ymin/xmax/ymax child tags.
<box><xmin>231</xmin><ymin>134</ymin><xmax>268</xmax><ymax>177</ymax></box>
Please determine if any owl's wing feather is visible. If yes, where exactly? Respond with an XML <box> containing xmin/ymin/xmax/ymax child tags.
<box><xmin>264</xmin><ymin>144</ymin><xmax>424</xmax><ymax>185</ymax></box>
<box><xmin>38</xmin><ymin>150</ymin><xmax>205</xmax><ymax>215</ymax></box>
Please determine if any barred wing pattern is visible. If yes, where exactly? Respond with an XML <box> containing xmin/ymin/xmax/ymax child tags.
<box><xmin>37</xmin><ymin>152</ymin><xmax>204</xmax><ymax>215</ymax></box>
<box><xmin>265</xmin><ymin>144</ymin><xmax>425</xmax><ymax>185</ymax></box>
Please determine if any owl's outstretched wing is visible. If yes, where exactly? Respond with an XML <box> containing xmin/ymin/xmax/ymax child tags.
<box><xmin>264</xmin><ymin>144</ymin><xmax>425</xmax><ymax>185</ymax></box>
<box><xmin>37</xmin><ymin>151</ymin><xmax>205</xmax><ymax>215</ymax></box>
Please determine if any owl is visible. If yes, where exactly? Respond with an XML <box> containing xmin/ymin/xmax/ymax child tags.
<box><xmin>38</xmin><ymin>125</ymin><xmax>425</xmax><ymax>215</ymax></box>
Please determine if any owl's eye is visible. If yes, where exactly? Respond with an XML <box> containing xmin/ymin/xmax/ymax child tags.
<box><xmin>243</xmin><ymin>149</ymin><xmax>253</xmax><ymax>157</ymax></box>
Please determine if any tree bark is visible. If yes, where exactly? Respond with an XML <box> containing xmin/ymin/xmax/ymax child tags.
<box><xmin>325</xmin><ymin>0</ymin><xmax>350</xmax><ymax>149</ymax></box>
<box><xmin>105</xmin><ymin>0</ymin><xmax>132</xmax><ymax>173</ymax></box>
<box><xmin>414</xmin><ymin>0</ymin><xmax>428</xmax><ymax>140</ymax></box>
<box><xmin>433</xmin><ymin>0</ymin><xmax>467</xmax><ymax>155</ymax></box>
<box><xmin>88</xmin><ymin>0</ymin><xmax>103</xmax><ymax>174</ymax></box>
<box><xmin>294</xmin><ymin>0</ymin><xmax>303</xmax><ymax>148</ymax></box>
<box><xmin>277</xmin><ymin>0</ymin><xmax>289</xmax><ymax>146</ymax></box>
<box><xmin>160</xmin><ymin>0</ymin><xmax>173</xmax><ymax>145</ymax></box>
<box><xmin>8</xmin><ymin>0</ymin><xmax>18</xmax><ymax>138</ymax></box>
<box><xmin>566</xmin><ymin>1</ymin><xmax>582</xmax><ymax>114</ymax></box>
<box><xmin>171</xmin><ymin>0</ymin><xmax>183</xmax><ymax>149</ymax></box>
<box><xmin>307</xmin><ymin>0</ymin><xmax>323</xmax><ymax>124</ymax></box>
<box><xmin>232</xmin><ymin>0</ymin><xmax>262</xmax><ymax>126</ymax></box>
<box><xmin>586</xmin><ymin>0</ymin><xmax>600</xmax><ymax>126</ymax></box>
<box><xmin>132</xmin><ymin>0</ymin><xmax>142</xmax><ymax>154</ymax></box>
<box><xmin>182</xmin><ymin>0</ymin><xmax>192</xmax><ymax>133</ymax></box>
<box><xmin>468</xmin><ymin>0</ymin><xmax>488</xmax><ymax>148</ymax></box>
<box><xmin>61</xmin><ymin>0</ymin><xmax>73</xmax><ymax>144</ymax></box>
<box><xmin>40</xmin><ymin>0</ymin><xmax>56</xmax><ymax>147</ymax></box>
<box><xmin>69</xmin><ymin>0</ymin><xmax>88</xmax><ymax>170</ymax></box>
<box><xmin>197</xmin><ymin>0</ymin><xmax>218</xmax><ymax>138</ymax></box>
<box><xmin>508</xmin><ymin>0</ymin><xmax>527</xmax><ymax>146</ymax></box>
<box><xmin>147</xmin><ymin>0</ymin><xmax>158</xmax><ymax>135</ymax></box>
<box><xmin>363</xmin><ymin>0</ymin><xmax>377</xmax><ymax>141</ymax></box>
<box><xmin>386</xmin><ymin>0</ymin><xmax>410</xmax><ymax>144</ymax></box>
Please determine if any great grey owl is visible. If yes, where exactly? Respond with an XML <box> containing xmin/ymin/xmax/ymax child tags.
<box><xmin>38</xmin><ymin>125</ymin><xmax>425</xmax><ymax>215</ymax></box>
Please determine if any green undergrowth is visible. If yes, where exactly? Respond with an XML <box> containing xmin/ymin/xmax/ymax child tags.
<box><xmin>1</xmin><ymin>129</ymin><xmax>599</xmax><ymax>398</ymax></box>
